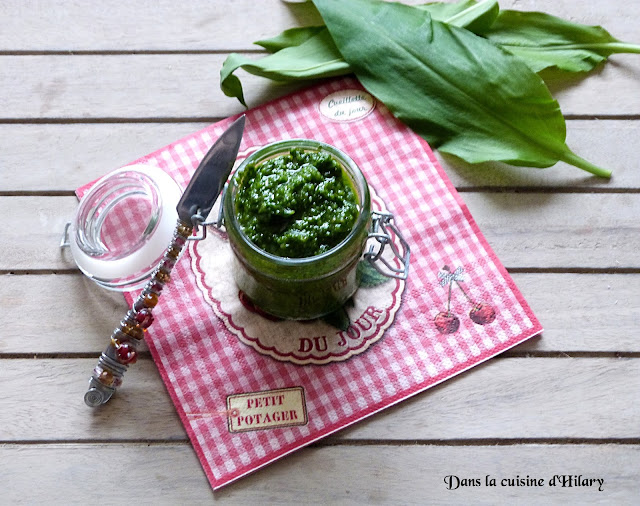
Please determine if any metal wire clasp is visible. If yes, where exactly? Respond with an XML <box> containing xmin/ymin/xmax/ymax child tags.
<box><xmin>188</xmin><ymin>185</ymin><xmax>227</xmax><ymax>241</ymax></box>
<box><xmin>364</xmin><ymin>211</ymin><xmax>410</xmax><ymax>280</ymax></box>
<box><xmin>60</xmin><ymin>222</ymin><xmax>71</xmax><ymax>248</ymax></box>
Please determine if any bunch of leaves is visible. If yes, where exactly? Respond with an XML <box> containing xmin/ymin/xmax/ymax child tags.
<box><xmin>221</xmin><ymin>0</ymin><xmax>640</xmax><ymax>178</ymax></box>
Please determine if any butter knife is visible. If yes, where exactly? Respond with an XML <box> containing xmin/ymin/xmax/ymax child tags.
<box><xmin>84</xmin><ymin>115</ymin><xmax>245</xmax><ymax>407</ymax></box>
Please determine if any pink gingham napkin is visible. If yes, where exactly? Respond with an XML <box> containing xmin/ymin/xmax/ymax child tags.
<box><xmin>77</xmin><ymin>77</ymin><xmax>542</xmax><ymax>489</ymax></box>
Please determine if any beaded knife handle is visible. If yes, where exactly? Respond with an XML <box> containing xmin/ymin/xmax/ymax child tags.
<box><xmin>84</xmin><ymin>115</ymin><xmax>245</xmax><ymax>407</ymax></box>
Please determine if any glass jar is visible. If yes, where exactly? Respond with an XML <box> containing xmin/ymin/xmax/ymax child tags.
<box><xmin>223</xmin><ymin>139</ymin><xmax>372</xmax><ymax>320</ymax></box>
<box><xmin>66</xmin><ymin>164</ymin><xmax>182</xmax><ymax>291</ymax></box>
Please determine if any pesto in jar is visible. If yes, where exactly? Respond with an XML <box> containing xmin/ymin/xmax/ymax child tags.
<box><xmin>235</xmin><ymin>147</ymin><xmax>359</xmax><ymax>258</ymax></box>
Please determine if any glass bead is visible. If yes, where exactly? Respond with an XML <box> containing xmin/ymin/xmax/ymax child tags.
<box><xmin>154</xmin><ymin>269</ymin><xmax>171</xmax><ymax>284</ymax></box>
<box><xmin>97</xmin><ymin>368</ymin><xmax>114</xmax><ymax>386</ymax></box>
<box><xmin>115</xmin><ymin>341</ymin><xmax>138</xmax><ymax>364</ymax></box>
<box><xmin>120</xmin><ymin>321</ymin><xmax>144</xmax><ymax>340</ymax></box>
<box><xmin>176</xmin><ymin>222</ymin><xmax>193</xmax><ymax>238</ymax></box>
<box><xmin>141</xmin><ymin>291</ymin><xmax>159</xmax><ymax>308</ymax></box>
<box><xmin>166</xmin><ymin>244</ymin><xmax>182</xmax><ymax>260</ymax></box>
<box><xmin>149</xmin><ymin>281</ymin><xmax>164</xmax><ymax>293</ymax></box>
<box><xmin>172</xmin><ymin>235</ymin><xmax>187</xmax><ymax>248</ymax></box>
<box><xmin>133</xmin><ymin>291</ymin><xmax>159</xmax><ymax>312</ymax></box>
<box><xmin>134</xmin><ymin>308</ymin><xmax>154</xmax><ymax>329</ymax></box>
<box><xmin>161</xmin><ymin>256</ymin><xmax>176</xmax><ymax>270</ymax></box>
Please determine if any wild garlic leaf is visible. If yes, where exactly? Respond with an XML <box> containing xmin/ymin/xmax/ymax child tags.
<box><xmin>220</xmin><ymin>0</ymin><xmax>500</xmax><ymax>106</ymax></box>
<box><xmin>357</xmin><ymin>260</ymin><xmax>390</xmax><ymax>288</ymax></box>
<box><xmin>220</xmin><ymin>0</ymin><xmax>499</xmax><ymax>103</ymax></box>
<box><xmin>482</xmin><ymin>10</ymin><xmax>640</xmax><ymax>73</ymax></box>
<box><xmin>255</xmin><ymin>26</ymin><xmax>326</xmax><ymax>53</ymax></box>
<box><xmin>312</xmin><ymin>0</ymin><xmax>610</xmax><ymax>176</ymax></box>
<box><xmin>419</xmin><ymin>0</ymin><xmax>499</xmax><ymax>34</ymax></box>
<box><xmin>220</xmin><ymin>28</ymin><xmax>350</xmax><ymax>106</ymax></box>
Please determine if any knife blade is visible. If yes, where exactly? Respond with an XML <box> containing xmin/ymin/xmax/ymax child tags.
<box><xmin>84</xmin><ymin>115</ymin><xmax>246</xmax><ymax>407</ymax></box>
<box><xmin>177</xmin><ymin>114</ymin><xmax>245</xmax><ymax>223</ymax></box>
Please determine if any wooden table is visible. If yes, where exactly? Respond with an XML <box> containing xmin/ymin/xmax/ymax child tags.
<box><xmin>2</xmin><ymin>1</ymin><xmax>639</xmax><ymax>503</ymax></box>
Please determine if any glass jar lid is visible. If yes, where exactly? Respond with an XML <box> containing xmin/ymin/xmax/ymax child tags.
<box><xmin>67</xmin><ymin>164</ymin><xmax>182</xmax><ymax>291</ymax></box>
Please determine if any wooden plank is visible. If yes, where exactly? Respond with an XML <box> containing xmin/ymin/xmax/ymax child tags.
<box><xmin>1</xmin><ymin>53</ymin><xmax>639</xmax><ymax>119</ymax></box>
<box><xmin>2</xmin><ymin>121</ymin><xmax>638</xmax><ymax>192</ymax></box>
<box><xmin>0</xmin><ymin>54</ymin><xmax>300</xmax><ymax>119</ymax></box>
<box><xmin>0</xmin><ymin>0</ymin><xmax>324</xmax><ymax>51</ymax></box>
<box><xmin>1</xmin><ymin>358</ymin><xmax>638</xmax><ymax>441</ymax></box>
<box><xmin>513</xmin><ymin>273</ymin><xmax>640</xmax><ymax>353</ymax></box>
<box><xmin>342</xmin><ymin>357</ymin><xmax>640</xmax><ymax>441</ymax></box>
<box><xmin>0</xmin><ymin>359</ymin><xmax>184</xmax><ymax>441</ymax></box>
<box><xmin>0</xmin><ymin>274</ymin><xmax>130</xmax><ymax>353</ymax></box>
<box><xmin>0</xmin><ymin>123</ymin><xmax>209</xmax><ymax>192</ymax></box>
<box><xmin>545</xmin><ymin>54</ymin><xmax>640</xmax><ymax>117</ymax></box>
<box><xmin>0</xmin><ymin>196</ymin><xmax>78</xmax><ymax>271</ymax></box>
<box><xmin>1</xmin><ymin>0</ymin><xmax>637</xmax><ymax>50</ymax></box>
<box><xmin>2</xmin><ymin>443</ymin><xmax>638</xmax><ymax>503</ymax></box>
<box><xmin>436</xmin><ymin>121</ymin><xmax>640</xmax><ymax>189</ymax></box>
<box><xmin>462</xmin><ymin>192</ymin><xmax>640</xmax><ymax>269</ymax></box>
<box><xmin>1</xmin><ymin>273</ymin><xmax>637</xmax><ymax>354</ymax></box>
<box><xmin>2</xmin><ymin>194</ymin><xmax>638</xmax><ymax>270</ymax></box>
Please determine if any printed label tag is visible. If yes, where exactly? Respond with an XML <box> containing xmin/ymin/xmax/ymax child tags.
<box><xmin>226</xmin><ymin>387</ymin><xmax>308</xmax><ymax>433</ymax></box>
<box><xmin>319</xmin><ymin>89</ymin><xmax>376</xmax><ymax>122</ymax></box>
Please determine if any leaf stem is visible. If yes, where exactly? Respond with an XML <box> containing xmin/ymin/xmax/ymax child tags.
<box><xmin>504</xmin><ymin>42</ymin><xmax>640</xmax><ymax>53</ymax></box>
<box><xmin>560</xmin><ymin>149</ymin><xmax>612</xmax><ymax>178</ymax></box>
<box><xmin>573</xmin><ymin>42</ymin><xmax>640</xmax><ymax>53</ymax></box>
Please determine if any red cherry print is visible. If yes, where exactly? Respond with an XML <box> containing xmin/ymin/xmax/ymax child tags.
<box><xmin>434</xmin><ymin>312</ymin><xmax>460</xmax><ymax>334</ymax></box>
<box><xmin>469</xmin><ymin>302</ymin><xmax>496</xmax><ymax>325</ymax></box>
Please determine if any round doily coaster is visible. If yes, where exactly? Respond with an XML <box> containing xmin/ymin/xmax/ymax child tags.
<box><xmin>190</xmin><ymin>189</ymin><xmax>406</xmax><ymax>365</ymax></box>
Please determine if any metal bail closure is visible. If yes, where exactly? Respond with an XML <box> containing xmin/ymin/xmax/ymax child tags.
<box><xmin>364</xmin><ymin>211</ymin><xmax>411</xmax><ymax>279</ymax></box>
<box><xmin>187</xmin><ymin>183</ymin><xmax>227</xmax><ymax>242</ymax></box>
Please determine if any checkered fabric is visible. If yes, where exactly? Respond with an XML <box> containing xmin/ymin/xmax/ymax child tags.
<box><xmin>100</xmin><ymin>197</ymin><xmax>151</xmax><ymax>252</ymax></box>
<box><xmin>77</xmin><ymin>77</ymin><xmax>542</xmax><ymax>490</ymax></box>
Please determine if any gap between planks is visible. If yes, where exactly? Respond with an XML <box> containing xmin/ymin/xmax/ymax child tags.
<box><xmin>0</xmin><ymin>50</ymin><xmax>265</xmax><ymax>56</ymax></box>
<box><xmin>2</xmin><ymin>438</ymin><xmax>639</xmax><ymax>446</ymax></box>
<box><xmin>2</xmin><ymin>116</ymin><xmax>640</xmax><ymax>125</ymax></box>
<box><xmin>0</xmin><ymin>117</ymin><xmax>224</xmax><ymax>124</ymax></box>
<box><xmin>3</xmin><ymin>188</ymin><xmax>640</xmax><ymax>197</ymax></box>
<box><xmin>1</xmin><ymin>352</ymin><xmax>640</xmax><ymax>359</ymax></box>
<box><xmin>3</xmin><ymin>268</ymin><xmax>640</xmax><ymax>275</ymax></box>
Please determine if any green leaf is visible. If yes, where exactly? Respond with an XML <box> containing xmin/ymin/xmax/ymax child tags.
<box><xmin>220</xmin><ymin>28</ymin><xmax>351</xmax><ymax>106</ymax></box>
<box><xmin>255</xmin><ymin>26</ymin><xmax>326</xmax><ymax>53</ymax></box>
<box><xmin>357</xmin><ymin>260</ymin><xmax>390</xmax><ymax>288</ymax></box>
<box><xmin>417</xmin><ymin>0</ymin><xmax>480</xmax><ymax>20</ymax></box>
<box><xmin>482</xmin><ymin>10</ymin><xmax>640</xmax><ymax>73</ymax></box>
<box><xmin>419</xmin><ymin>0</ymin><xmax>499</xmax><ymax>34</ymax></box>
<box><xmin>312</xmin><ymin>0</ymin><xmax>610</xmax><ymax>177</ymax></box>
<box><xmin>220</xmin><ymin>0</ymin><xmax>499</xmax><ymax>105</ymax></box>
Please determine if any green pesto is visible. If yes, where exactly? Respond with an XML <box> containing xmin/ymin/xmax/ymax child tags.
<box><xmin>235</xmin><ymin>148</ymin><xmax>359</xmax><ymax>258</ymax></box>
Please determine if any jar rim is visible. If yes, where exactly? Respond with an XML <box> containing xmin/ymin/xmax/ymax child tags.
<box><xmin>69</xmin><ymin>164</ymin><xmax>181</xmax><ymax>290</ymax></box>
<box><xmin>224</xmin><ymin>139</ymin><xmax>371</xmax><ymax>267</ymax></box>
